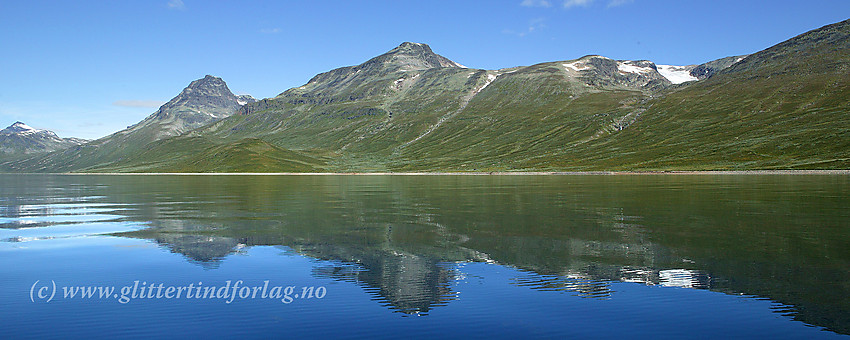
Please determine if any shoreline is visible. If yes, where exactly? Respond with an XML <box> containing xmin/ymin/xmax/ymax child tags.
<box><xmin>2</xmin><ymin>170</ymin><xmax>849</xmax><ymax>176</ymax></box>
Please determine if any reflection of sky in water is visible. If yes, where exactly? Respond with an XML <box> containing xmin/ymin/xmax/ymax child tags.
<box><xmin>0</xmin><ymin>174</ymin><xmax>848</xmax><ymax>338</ymax></box>
<box><xmin>0</xmin><ymin>197</ymin><xmax>144</xmax><ymax>242</ymax></box>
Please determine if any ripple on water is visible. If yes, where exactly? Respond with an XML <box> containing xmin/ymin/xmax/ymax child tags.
<box><xmin>0</xmin><ymin>200</ymin><xmax>145</xmax><ymax>244</ymax></box>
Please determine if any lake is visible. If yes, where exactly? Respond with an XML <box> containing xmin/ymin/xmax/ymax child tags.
<box><xmin>1</xmin><ymin>174</ymin><xmax>848</xmax><ymax>338</ymax></box>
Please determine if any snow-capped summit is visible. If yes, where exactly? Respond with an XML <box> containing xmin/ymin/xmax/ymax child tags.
<box><xmin>2</xmin><ymin>121</ymin><xmax>47</xmax><ymax>136</ymax></box>
<box><xmin>0</xmin><ymin>121</ymin><xmax>87</xmax><ymax>156</ymax></box>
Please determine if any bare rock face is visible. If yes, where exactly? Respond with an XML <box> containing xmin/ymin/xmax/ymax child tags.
<box><xmin>153</xmin><ymin>75</ymin><xmax>244</xmax><ymax>121</ymax></box>
<box><xmin>689</xmin><ymin>55</ymin><xmax>749</xmax><ymax>80</ymax></box>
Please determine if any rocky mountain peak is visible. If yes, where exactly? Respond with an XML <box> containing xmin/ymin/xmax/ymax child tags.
<box><xmin>362</xmin><ymin>41</ymin><xmax>464</xmax><ymax>72</ymax></box>
<box><xmin>155</xmin><ymin>75</ymin><xmax>242</xmax><ymax>119</ymax></box>
<box><xmin>119</xmin><ymin>75</ymin><xmax>256</xmax><ymax>142</ymax></box>
<box><xmin>293</xmin><ymin>42</ymin><xmax>466</xmax><ymax>95</ymax></box>
<box><xmin>178</xmin><ymin>75</ymin><xmax>231</xmax><ymax>98</ymax></box>
<box><xmin>388</xmin><ymin>42</ymin><xmax>433</xmax><ymax>55</ymax></box>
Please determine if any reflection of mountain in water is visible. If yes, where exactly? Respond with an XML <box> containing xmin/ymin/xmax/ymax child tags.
<box><xmin>142</xmin><ymin>233</ymin><xmax>245</xmax><ymax>269</ymax></box>
<box><xmin>310</xmin><ymin>250</ymin><xmax>457</xmax><ymax>315</ymax></box>
<box><xmin>118</xmin><ymin>204</ymin><xmax>725</xmax><ymax>319</ymax></box>
<box><xmin>2</xmin><ymin>175</ymin><xmax>848</xmax><ymax>333</ymax></box>
<box><xmin>128</xmin><ymin>217</ymin><xmax>474</xmax><ymax>314</ymax></box>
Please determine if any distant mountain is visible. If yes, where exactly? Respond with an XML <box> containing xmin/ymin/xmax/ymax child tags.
<box><xmin>2</xmin><ymin>75</ymin><xmax>254</xmax><ymax>172</ymax></box>
<box><xmin>4</xmin><ymin>18</ymin><xmax>849</xmax><ymax>173</ymax></box>
<box><xmin>0</xmin><ymin>122</ymin><xmax>86</xmax><ymax>158</ymax></box>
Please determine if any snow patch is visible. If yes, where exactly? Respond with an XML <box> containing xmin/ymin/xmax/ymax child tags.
<box><xmin>237</xmin><ymin>100</ymin><xmax>247</xmax><ymax>105</ymax></box>
<box><xmin>475</xmin><ymin>73</ymin><xmax>499</xmax><ymax>93</ymax></box>
<box><xmin>617</xmin><ymin>62</ymin><xmax>654</xmax><ymax>74</ymax></box>
<box><xmin>656</xmin><ymin>65</ymin><xmax>698</xmax><ymax>84</ymax></box>
<box><xmin>563</xmin><ymin>61</ymin><xmax>590</xmax><ymax>72</ymax></box>
<box><xmin>12</xmin><ymin>122</ymin><xmax>37</xmax><ymax>131</ymax></box>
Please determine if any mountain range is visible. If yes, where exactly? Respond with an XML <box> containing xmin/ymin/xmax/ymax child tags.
<box><xmin>2</xmin><ymin>18</ymin><xmax>848</xmax><ymax>172</ymax></box>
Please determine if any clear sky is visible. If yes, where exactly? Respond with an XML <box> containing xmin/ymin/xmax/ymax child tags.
<box><xmin>2</xmin><ymin>0</ymin><xmax>849</xmax><ymax>139</ymax></box>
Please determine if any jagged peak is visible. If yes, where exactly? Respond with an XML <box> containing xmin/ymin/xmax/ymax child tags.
<box><xmin>171</xmin><ymin>75</ymin><xmax>235</xmax><ymax>101</ymax></box>
<box><xmin>186</xmin><ymin>75</ymin><xmax>227</xmax><ymax>89</ymax></box>
<box><xmin>152</xmin><ymin>75</ymin><xmax>243</xmax><ymax>119</ymax></box>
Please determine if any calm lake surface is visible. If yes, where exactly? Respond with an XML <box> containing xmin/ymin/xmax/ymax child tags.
<box><xmin>1</xmin><ymin>174</ymin><xmax>848</xmax><ymax>338</ymax></box>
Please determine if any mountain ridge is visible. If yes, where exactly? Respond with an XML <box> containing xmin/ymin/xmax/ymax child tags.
<box><xmin>3</xmin><ymin>18</ymin><xmax>848</xmax><ymax>172</ymax></box>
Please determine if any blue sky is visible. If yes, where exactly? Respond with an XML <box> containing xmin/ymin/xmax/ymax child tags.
<box><xmin>1</xmin><ymin>0</ymin><xmax>848</xmax><ymax>139</ymax></box>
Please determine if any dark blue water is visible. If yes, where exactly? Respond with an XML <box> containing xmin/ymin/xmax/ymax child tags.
<box><xmin>1</xmin><ymin>174</ymin><xmax>848</xmax><ymax>338</ymax></box>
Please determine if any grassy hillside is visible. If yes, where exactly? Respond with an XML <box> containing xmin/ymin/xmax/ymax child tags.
<box><xmin>390</xmin><ymin>62</ymin><xmax>652</xmax><ymax>171</ymax></box>
<box><xmin>540</xmin><ymin>19</ymin><xmax>850</xmax><ymax>170</ymax></box>
<box><xmin>89</xmin><ymin>137</ymin><xmax>326</xmax><ymax>173</ymax></box>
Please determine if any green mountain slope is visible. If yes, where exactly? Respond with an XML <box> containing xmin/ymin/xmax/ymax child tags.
<box><xmin>543</xmin><ymin>19</ymin><xmax>850</xmax><ymax>170</ymax></box>
<box><xmin>1</xmin><ymin>75</ymin><xmax>254</xmax><ymax>172</ymax></box>
<box><xmin>91</xmin><ymin>136</ymin><xmax>325</xmax><ymax>173</ymax></box>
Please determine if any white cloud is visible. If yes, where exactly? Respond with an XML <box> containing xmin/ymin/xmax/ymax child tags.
<box><xmin>260</xmin><ymin>28</ymin><xmax>282</xmax><ymax>34</ymax></box>
<box><xmin>563</xmin><ymin>0</ymin><xmax>593</xmax><ymax>8</ymax></box>
<box><xmin>167</xmin><ymin>0</ymin><xmax>185</xmax><ymax>10</ymax></box>
<box><xmin>520</xmin><ymin>0</ymin><xmax>552</xmax><ymax>7</ymax></box>
<box><xmin>607</xmin><ymin>0</ymin><xmax>633</xmax><ymax>7</ymax></box>
<box><xmin>503</xmin><ymin>18</ymin><xmax>546</xmax><ymax>38</ymax></box>
<box><xmin>112</xmin><ymin>100</ymin><xmax>165</xmax><ymax>108</ymax></box>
